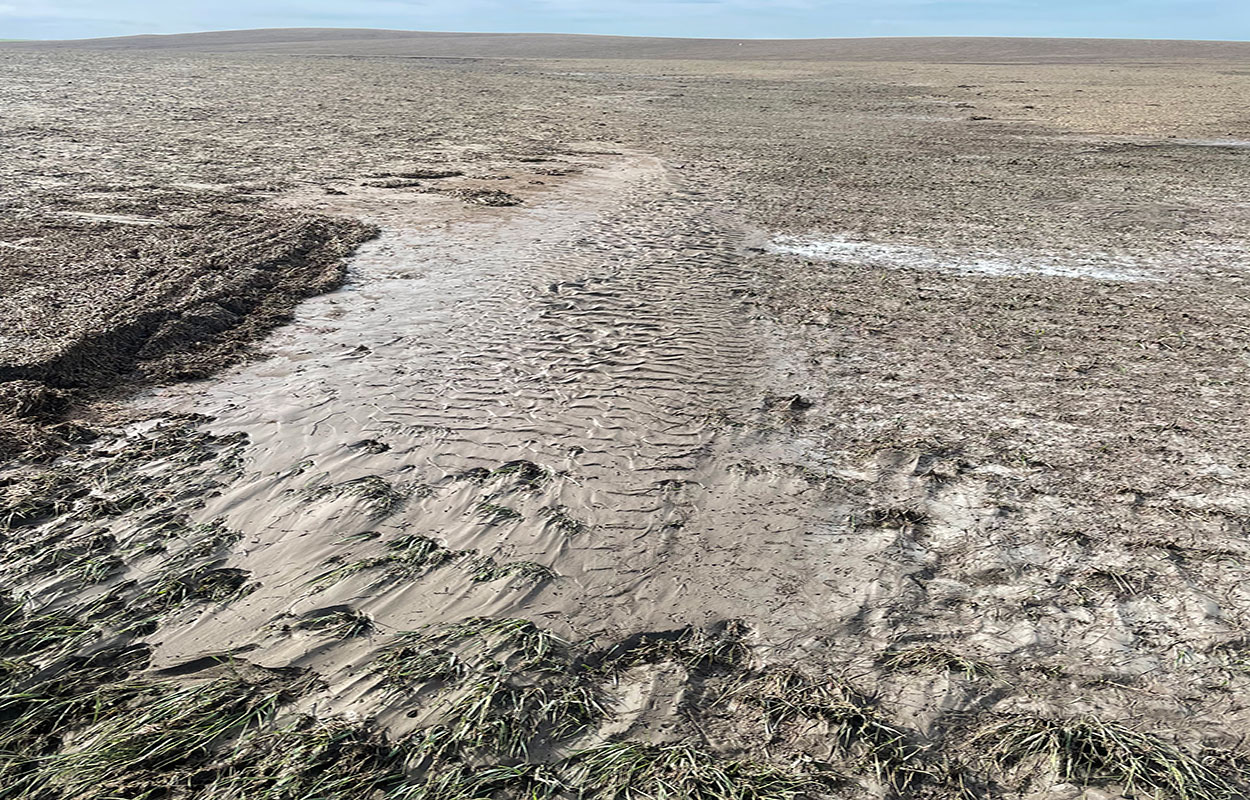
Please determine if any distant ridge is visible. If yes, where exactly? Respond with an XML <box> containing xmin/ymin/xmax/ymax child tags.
<box><xmin>6</xmin><ymin>28</ymin><xmax>1250</xmax><ymax>63</ymax></box>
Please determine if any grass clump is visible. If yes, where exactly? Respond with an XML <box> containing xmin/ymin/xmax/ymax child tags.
<box><xmin>32</xmin><ymin>674</ymin><xmax>307</xmax><ymax>797</ymax></box>
<box><xmin>596</xmin><ymin>620</ymin><xmax>751</xmax><ymax>673</ymax></box>
<box><xmin>307</xmin><ymin>534</ymin><xmax>463</xmax><ymax>590</ymax></box>
<box><xmin>376</xmin><ymin>641</ymin><xmax>467</xmax><ymax>690</ymax></box>
<box><xmin>736</xmin><ymin>666</ymin><xmax>927</xmax><ymax>790</ymax></box>
<box><xmin>465</xmin><ymin>556</ymin><xmax>556</xmax><ymax>584</ymax></box>
<box><xmin>121</xmin><ymin>515</ymin><xmax>237</xmax><ymax>564</ymax></box>
<box><xmin>880</xmin><ymin>645</ymin><xmax>997</xmax><ymax>681</ymax></box>
<box><xmin>138</xmin><ymin>565</ymin><xmax>254</xmax><ymax>611</ymax></box>
<box><xmin>201</xmin><ymin>718</ymin><xmax>408</xmax><ymax>799</ymax></box>
<box><xmin>66</xmin><ymin>554</ymin><xmax>125</xmax><ymax>585</ymax></box>
<box><xmin>0</xmin><ymin>468</ymin><xmax>87</xmax><ymax>529</ymax></box>
<box><xmin>400</xmin><ymin>724</ymin><xmax>466</xmax><ymax>769</ymax></box>
<box><xmin>339</xmin><ymin>476</ymin><xmax>411</xmax><ymax>517</ymax></box>
<box><xmin>1085</xmin><ymin>567</ymin><xmax>1148</xmax><ymax>598</ymax></box>
<box><xmin>973</xmin><ymin>714</ymin><xmax>1237</xmax><ymax>800</ymax></box>
<box><xmin>78</xmin><ymin>487</ymin><xmax>165</xmax><ymax>520</ymax></box>
<box><xmin>0</xmin><ymin>657</ymin><xmax>34</xmax><ymax>681</ymax></box>
<box><xmin>171</xmin><ymin>519</ymin><xmax>244</xmax><ymax>564</ymax></box>
<box><xmin>490</xmin><ymin>460</ymin><xmax>550</xmax><ymax>490</ymax></box>
<box><xmin>364</xmin><ymin>177</ymin><xmax>424</xmax><ymax>189</ymax></box>
<box><xmin>0</xmin><ymin>673</ymin><xmax>153</xmax><ymax>791</ymax></box>
<box><xmin>306</xmin><ymin>557</ymin><xmax>374</xmax><ymax>590</ymax></box>
<box><xmin>294</xmin><ymin>609</ymin><xmax>374</xmax><ymax>639</ymax></box>
<box><xmin>442</xmin><ymin>672</ymin><xmax>606</xmax><ymax>758</ymax></box>
<box><xmin>443</xmin><ymin>188</ymin><xmax>522</xmax><ymax>207</ymax></box>
<box><xmin>376</xmin><ymin>618</ymin><xmax>574</xmax><ymax>710</ymax></box>
<box><xmin>0</xmin><ymin>595</ymin><xmax>131</xmax><ymax>662</ymax></box>
<box><xmin>863</xmin><ymin>507</ymin><xmax>929</xmax><ymax>529</ymax></box>
<box><xmin>335</xmin><ymin>529</ymin><xmax>381</xmax><ymax>544</ymax></box>
<box><xmin>385</xmin><ymin>534</ymin><xmax>463</xmax><ymax>573</ymax></box>
<box><xmin>476</xmin><ymin>502</ymin><xmax>522</xmax><ymax>524</ymax></box>
<box><xmin>405</xmin><ymin>617</ymin><xmax>569</xmax><ymax>672</ymax></box>
<box><xmin>379</xmin><ymin>618</ymin><xmax>603</xmax><ymax>761</ymax></box>
<box><xmin>568</xmin><ymin>741</ymin><xmax>821</xmax><ymax>800</ymax></box>
<box><xmin>0</xmin><ymin>642</ymin><xmax>152</xmax><ymax>726</ymax></box>
<box><xmin>25</xmin><ymin>532</ymin><xmax>117</xmax><ymax>577</ymax></box>
<box><xmin>302</xmin><ymin>475</ymin><xmax>410</xmax><ymax>519</ymax></box>
<box><xmin>0</xmin><ymin>603</ymin><xmax>96</xmax><ymax>659</ymax></box>
<box><xmin>371</xmin><ymin>168</ymin><xmax>464</xmax><ymax>180</ymax></box>
<box><xmin>539</xmin><ymin>505</ymin><xmax>587</xmax><ymax>535</ymax></box>
<box><xmin>391</xmin><ymin>760</ymin><xmax>565</xmax><ymax>800</ymax></box>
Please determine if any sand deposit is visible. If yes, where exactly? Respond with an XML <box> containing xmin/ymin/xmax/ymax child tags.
<box><xmin>2</xmin><ymin>33</ymin><xmax>1250</xmax><ymax>800</ymax></box>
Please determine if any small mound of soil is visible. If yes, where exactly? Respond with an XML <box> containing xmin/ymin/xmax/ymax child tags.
<box><xmin>361</xmin><ymin>178</ymin><xmax>423</xmax><ymax>189</ymax></box>
<box><xmin>444</xmin><ymin>188</ymin><xmax>522</xmax><ymax>207</ymax></box>
<box><xmin>0</xmin><ymin>198</ymin><xmax>376</xmax><ymax>460</ymax></box>
<box><xmin>377</xmin><ymin>169</ymin><xmax>464</xmax><ymax>180</ymax></box>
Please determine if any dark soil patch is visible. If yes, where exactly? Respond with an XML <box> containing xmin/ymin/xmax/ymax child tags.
<box><xmin>361</xmin><ymin>178</ymin><xmax>424</xmax><ymax>189</ymax></box>
<box><xmin>370</xmin><ymin>169</ymin><xmax>464</xmax><ymax>180</ymax></box>
<box><xmin>0</xmin><ymin>198</ymin><xmax>375</xmax><ymax>460</ymax></box>
<box><xmin>441</xmin><ymin>188</ymin><xmax>522</xmax><ymax>207</ymax></box>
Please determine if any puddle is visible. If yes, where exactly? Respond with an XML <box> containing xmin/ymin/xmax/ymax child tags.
<box><xmin>766</xmin><ymin>234</ymin><xmax>1158</xmax><ymax>282</ymax></box>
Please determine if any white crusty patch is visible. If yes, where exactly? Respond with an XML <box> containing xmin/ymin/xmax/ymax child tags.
<box><xmin>767</xmin><ymin>234</ymin><xmax>1158</xmax><ymax>282</ymax></box>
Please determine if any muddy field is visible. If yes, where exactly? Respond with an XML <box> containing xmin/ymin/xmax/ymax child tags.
<box><xmin>3</xmin><ymin>38</ymin><xmax>1250</xmax><ymax>800</ymax></box>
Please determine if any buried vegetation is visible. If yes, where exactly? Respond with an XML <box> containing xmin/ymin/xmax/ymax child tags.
<box><xmin>1</xmin><ymin>592</ymin><xmax>1247</xmax><ymax>799</ymax></box>
<box><xmin>3</xmin><ymin>44</ymin><xmax>1250</xmax><ymax>800</ymax></box>
<box><xmin>973</xmin><ymin>714</ymin><xmax>1241</xmax><ymax>800</ymax></box>
<box><xmin>0</xmin><ymin>319</ymin><xmax>1244</xmax><ymax>800</ymax></box>
<box><xmin>3</xmin><ymin>449</ymin><xmax>1240</xmax><ymax>800</ymax></box>
<box><xmin>567</xmin><ymin>741</ymin><xmax>830</xmax><ymax>800</ymax></box>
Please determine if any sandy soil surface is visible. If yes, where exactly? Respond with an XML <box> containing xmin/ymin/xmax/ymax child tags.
<box><xmin>2</xmin><ymin>37</ymin><xmax>1250</xmax><ymax>800</ymax></box>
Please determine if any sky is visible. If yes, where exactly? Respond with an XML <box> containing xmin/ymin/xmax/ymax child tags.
<box><xmin>1</xmin><ymin>0</ymin><xmax>1248</xmax><ymax>42</ymax></box>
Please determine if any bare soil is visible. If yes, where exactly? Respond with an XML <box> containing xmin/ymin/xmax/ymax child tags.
<box><xmin>2</xmin><ymin>36</ymin><xmax>1250</xmax><ymax>800</ymax></box>
<box><xmin>0</xmin><ymin>196</ymin><xmax>373</xmax><ymax>457</ymax></box>
<box><xmin>10</xmin><ymin>29</ymin><xmax>1250</xmax><ymax>63</ymax></box>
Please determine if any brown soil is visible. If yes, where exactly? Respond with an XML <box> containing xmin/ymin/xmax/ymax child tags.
<box><xmin>0</xmin><ymin>195</ymin><xmax>374</xmax><ymax>458</ymax></box>
<box><xmin>1</xmin><ymin>36</ymin><xmax>1250</xmax><ymax>800</ymax></box>
<box><xmin>8</xmin><ymin>29</ymin><xmax>1250</xmax><ymax>63</ymax></box>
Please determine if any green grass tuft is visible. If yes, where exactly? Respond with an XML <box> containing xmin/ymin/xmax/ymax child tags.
<box><xmin>385</xmin><ymin>534</ymin><xmax>463</xmax><ymax>572</ymax></box>
<box><xmin>465</xmin><ymin>556</ymin><xmax>556</xmax><ymax>584</ymax></box>
<box><xmin>442</xmin><ymin>672</ymin><xmax>605</xmax><ymax>758</ymax></box>
<box><xmin>736</xmin><ymin>666</ymin><xmax>927</xmax><ymax>789</ymax></box>
<box><xmin>568</xmin><ymin>741</ymin><xmax>821</xmax><ymax>800</ymax></box>
<box><xmin>476</xmin><ymin>502</ymin><xmax>523</xmax><ymax>524</ymax></box>
<box><xmin>376</xmin><ymin>640</ymin><xmax>467</xmax><ymax>689</ymax></box>
<box><xmin>138</xmin><ymin>565</ymin><xmax>254</xmax><ymax>611</ymax></box>
<box><xmin>302</xmin><ymin>475</ymin><xmax>411</xmax><ymax>519</ymax></box>
<box><xmin>307</xmin><ymin>534</ymin><xmax>463</xmax><ymax>590</ymax></box>
<box><xmin>490</xmin><ymin>460</ymin><xmax>550</xmax><ymax>489</ymax></box>
<box><xmin>397</xmin><ymin>617</ymin><xmax>569</xmax><ymax>673</ymax></box>
<box><xmin>36</xmin><ymin>674</ymin><xmax>307</xmax><ymax>796</ymax></box>
<box><xmin>974</xmin><ymin>714</ymin><xmax>1237</xmax><ymax>800</ymax></box>
<box><xmin>0</xmin><ymin>601</ymin><xmax>97</xmax><ymax>659</ymax></box>
<box><xmin>201</xmin><ymin>717</ymin><xmax>408</xmax><ymax>799</ymax></box>
<box><xmin>390</xmin><ymin>760</ymin><xmax>565</xmax><ymax>800</ymax></box>
<box><xmin>538</xmin><ymin>505</ymin><xmax>587</xmax><ymax>535</ymax></box>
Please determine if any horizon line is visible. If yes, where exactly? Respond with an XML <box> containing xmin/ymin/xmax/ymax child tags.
<box><xmin>27</xmin><ymin>27</ymin><xmax>1250</xmax><ymax>45</ymax></box>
